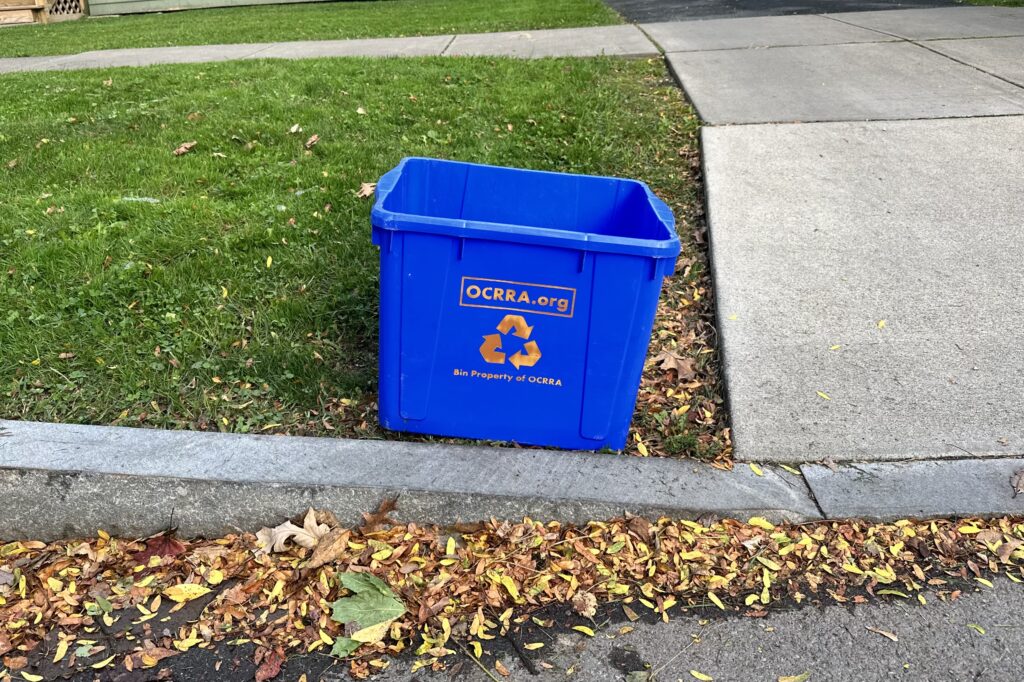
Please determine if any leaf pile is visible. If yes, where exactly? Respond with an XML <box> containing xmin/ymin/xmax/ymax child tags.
<box><xmin>2</xmin><ymin>513</ymin><xmax>1023</xmax><ymax>679</ymax></box>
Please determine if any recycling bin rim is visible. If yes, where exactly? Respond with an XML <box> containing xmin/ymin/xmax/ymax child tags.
<box><xmin>370</xmin><ymin>157</ymin><xmax>681</xmax><ymax>261</ymax></box>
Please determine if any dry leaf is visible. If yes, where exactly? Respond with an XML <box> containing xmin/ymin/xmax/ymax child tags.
<box><xmin>1011</xmin><ymin>469</ymin><xmax>1024</xmax><ymax>498</ymax></box>
<box><xmin>571</xmin><ymin>591</ymin><xmax>597</xmax><ymax>618</ymax></box>
<box><xmin>255</xmin><ymin>650</ymin><xmax>284</xmax><ymax>682</ymax></box>
<box><xmin>356</xmin><ymin>107</ymin><xmax>367</xmax><ymax>115</ymax></box>
<box><xmin>494</xmin><ymin>660</ymin><xmax>510</xmax><ymax>677</ymax></box>
<box><xmin>134</xmin><ymin>531</ymin><xmax>187</xmax><ymax>563</ymax></box>
<box><xmin>288</xmin><ymin>124</ymin><xmax>302</xmax><ymax>134</ymax></box>
<box><xmin>779</xmin><ymin>673</ymin><xmax>811</xmax><ymax>682</ymax></box>
<box><xmin>356</xmin><ymin>182</ymin><xmax>376</xmax><ymax>199</ymax></box>
<box><xmin>361</xmin><ymin>497</ymin><xmax>399</xmax><ymax>532</ymax></box>
<box><xmin>304</xmin><ymin>134</ymin><xmax>320</xmax><ymax>149</ymax></box>
<box><xmin>256</xmin><ymin>508</ymin><xmax>330</xmax><ymax>553</ymax></box>
<box><xmin>652</xmin><ymin>350</ymin><xmax>696</xmax><ymax>380</ymax></box>
<box><xmin>306</xmin><ymin>528</ymin><xmax>350</xmax><ymax>570</ymax></box>
<box><xmin>173</xmin><ymin>141</ymin><xmax>197</xmax><ymax>156</ymax></box>
<box><xmin>865</xmin><ymin>626</ymin><xmax>898</xmax><ymax>642</ymax></box>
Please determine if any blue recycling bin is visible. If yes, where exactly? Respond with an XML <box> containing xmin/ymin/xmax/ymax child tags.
<box><xmin>371</xmin><ymin>157</ymin><xmax>680</xmax><ymax>451</ymax></box>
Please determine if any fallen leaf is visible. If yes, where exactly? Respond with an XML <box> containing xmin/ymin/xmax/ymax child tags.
<box><xmin>130</xmin><ymin>647</ymin><xmax>177</xmax><ymax>669</ymax></box>
<box><xmin>356</xmin><ymin>182</ymin><xmax>376</xmax><ymax>199</ymax></box>
<box><xmin>690</xmin><ymin>671</ymin><xmax>714</xmax><ymax>681</ymax></box>
<box><xmin>494</xmin><ymin>660</ymin><xmax>510</xmax><ymax>677</ymax></box>
<box><xmin>749</xmin><ymin>463</ymin><xmax>764</xmax><ymax>477</ymax></box>
<box><xmin>571</xmin><ymin>591</ymin><xmax>597</xmax><ymax>618</ymax></box>
<box><xmin>622</xmin><ymin>604</ymin><xmax>640</xmax><ymax>622</ymax></box>
<box><xmin>816</xmin><ymin>391</ymin><xmax>831</xmax><ymax>401</ymax></box>
<box><xmin>779</xmin><ymin>673</ymin><xmax>811</xmax><ymax>682</ymax></box>
<box><xmin>306</xmin><ymin>528</ymin><xmax>350</xmax><ymax>569</ymax></box>
<box><xmin>173</xmin><ymin>141</ymin><xmax>197</xmax><ymax>156</ymax></box>
<box><xmin>361</xmin><ymin>497</ymin><xmax>398</xmax><ymax>532</ymax></box>
<box><xmin>356</xmin><ymin>107</ymin><xmax>367</xmax><ymax>115</ymax></box>
<box><xmin>1011</xmin><ymin>469</ymin><xmax>1024</xmax><ymax>498</ymax></box>
<box><xmin>865</xmin><ymin>626</ymin><xmax>898</xmax><ymax>642</ymax></box>
<box><xmin>967</xmin><ymin>623</ymin><xmax>986</xmax><ymax>635</ymax></box>
<box><xmin>330</xmin><ymin>573</ymin><xmax>405</xmax><ymax>644</ymax></box>
<box><xmin>572</xmin><ymin>625</ymin><xmax>595</xmax><ymax>637</ymax></box>
<box><xmin>288</xmin><ymin>124</ymin><xmax>302</xmax><ymax>134</ymax></box>
<box><xmin>653</xmin><ymin>350</ymin><xmax>696</xmax><ymax>379</ymax></box>
<box><xmin>164</xmin><ymin>583</ymin><xmax>212</xmax><ymax>603</ymax></box>
<box><xmin>304</xmin><ymin>134</ymin><xmax>320</xmax><ymax>149</ymax></box>
<box><xmin>877</xmin><ymin>320</ymin><xmax>886</xmax><ymax>329</ymax></box>
<box><xmin>256</xmin><ymin>508</ymin><xmax>330</xmax><ymax>553</ymax></box>
<box><xmin>134</xmin><ymin>531</ymin><xmax>187</xmax><ymax>563</ymax></box>
<box><xmin>255</xmin><ymin>650</ymin><xmax>284</xmax><ymax>682</ymax></box>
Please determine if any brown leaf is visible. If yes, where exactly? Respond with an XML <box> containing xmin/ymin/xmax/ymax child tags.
<box><xmin>173</xmin><ymin>141</ymin><xmax>197</xmax><ymax>156</ymax></box>
<box><xmin>652</xmin><ymin>350</ymin><xmax>696</xmax><ymax>379</ymax></box>
<box><xmin>1011</xmin><ymin>469</ymin><xmax>1024</xmax><ymax>498</ymax></box>
<box><xmin>186</xmin><ymin>112</ymin><xmax>202</xmax><ymax>122</ymax></box>
<box><xmin>571</xmin><ymin>591</ymin><xmax>597</xmax><ymax>618</ymax></box>
<box><xmin>304</xmin><ymin>134</ymin><xmax>320</xmax><ymax>150</ymax></box>
<box><xmin>255</xmin><ymin>650</ymin><xmax>284</xmax><ymax>682</ymax></box>
<box><xmin>58</xmin><ymin>352</ymin><xmax>76</xmax><ymax>360</ymax></box>
<box><xmin>305</xmin><ymin>528</ymin><xmax>350</xmax><ymax>570</ymax></box>
<box><xmin>997</xmin><ymin>538</ymin><xmax>1022</xmax><ymax>564</ymax></box>
<box><xmin>361</xmin><ymin>496</ymin><xmax>399</xmax><ymax>532</ymax></box>
<box><xmin>134</xmin><ymin>531</ymin><xmax>187</xmax><ymax>563</ymax></box>
<box><xmin>494</xmin><ymin>660</ymin><xmax>510</xmax><ymax>677</ymax></box>
<box><xmin>129</xmin><ymin>647</ymin><xmax>178</xmax><ymax>669</ymax></box>
<box><xmin>5</xmin><ymin>159</ymin><xmax>17</xmax><ymax>170</ymax></box>
<box><xmin>865</xmin><ymin>626</ymin><xmax>898</xmax><ymax>642</ymax></box>
<box><xmin>2</xmin><ymin>655</ymin><xmax>27</xmax><ymax>670</ymax></box>
<box><xmin>356</xmin><ymin>182</ymin><xmax>376</xmax><ymax>199</ymax></box>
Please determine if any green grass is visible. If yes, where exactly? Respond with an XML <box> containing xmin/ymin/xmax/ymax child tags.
<box><xmin>0</xmin><ymin>57</ymin><xmax>699</xmax><ymax>437</ymax></box>
<box><xmin>0</xmin><ymin>0</ymin><xmax>621</xmax><ymax>58</ymax></box>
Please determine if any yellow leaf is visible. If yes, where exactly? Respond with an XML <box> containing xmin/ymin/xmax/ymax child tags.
<box><xmin>707</xmin><ymin>592</ymin><xmax>725</xmax><ymax>610</ymax></box>
<box><xmin>877</xmin><ymin>319</ymin><xmax>886</xmax><ymax>329</ymax></box>
<box><xmin>690</xmin><ymin>671</ymin><xmax>714</xmax><ymax>681</ymax></box>
<box><xmin>572</xmin><ymin>626</ymin><xmax>595</xmax><ymax>637</ymax></box>
<box><xmin>829</xmin><ymin>344</ymin><xmax>841</xmax><ymax>350</ymax></box>
<box><xmin>817</xmin><ymin>391</ymin><xmax>831</xmax><ymax>401</ymax></box>
<box><xmin>446</xmin><ymin>536</ymin><xmax>456</xmax><ymax>556</ymax></box>
<box><xmin>221</xmin><ymin>286</ymin><xmax>228</xmax><ymax>299</ymax></box>
<box><xmin>976</xmin><ymin>577</ymin><xmax>993</xmax><ymax>588</ymax></box>
<box><xmin>967</xmin><ymin>623</ymin><xmax>986</xmax><ymax>635</ymax></box>
<box><xmin>21</xmin><ymin>674</ymin><xmax>44</xmax><ymax>682</ymax></box>
<box><xmin>523</xmin><ymin>642</ymin><xmax>544</xmax><ymax>650</ymax></box>
<box><xmin>917</xmin><ymin>594</ymin><xmax>927</xmax><ymax>605</ymax></box>
<box><xmin>842</xmin><ymin>564</ymin><xmax>864</xmax><ymax>575</ymax></box>
<box><xmin>352</xmin><ymin>620</ymin><xmax>393</xmax><ymax>644</ymax></box>
<box><xmin>92</xmin><ymin>655</ymin><xmax>116</xmax><ymax>669</ymax></box>
<box><xmin>748</xmin><ymin>517</ymin><xmax>775</xmax><ymax>531</ymax></box>
<box><xmin>779</xmin><ymin>673</ymin><xmax>811</xmax><ymax>682</ymax></box>
<box><xmin>499</xmin><ymin>575</ymin><xmax>520</xmax><ymax>601</ymax></box>
<box><xmin>471</xmin><ymin>641</ymin><xmax>482</xmax><ymax>658</ymax></box>
<box><xmin>266</xmin><ymin>255</ymin><xmax>273</xmax><ymax>268</ymax></box>
<box><xmin>780</xmin><ymin>464</ymin><xmax>801</xmax><ymax>475</ymax></box>
<box><xmin>46</xmin><ymin>577</ymin><xmax>63</xmax><ymax>592</ymax></box>
<box><xmin>958</xmin><ymin>525</ymin><xmax>982</xmax><ymax>534</ymax></box>
<box><xmin>135</xmin><ymin>575</ymin><xmax>156</xmax><ymax>588</ymax></box>
<box><xmin>163</xmin><ymin>583</ymin><xmax>212</xmax><ymax>603</ymax></box>
<box><xmin>636</xmin><ymin>440</ymin><xmax>649</xmax><ymax>456</ymax></box>
<box><xmin>206</xmin><ymin>569</ymin><xmax>224</xmax><ymax>586</ymax></box>
<box><xmin>319</xmin><ymin>629</ymin><xmax>334</xmax><ymax>645</ymax></box>
<box><xmin>756</xmin><ymin>557</ymin><xmax>781</xmax><ymax>572</ymax></box>
<box><xmin>53</xmin><ymin>638</ymin><xmax>70</xmax><ymax>663</ymax></box>
<box><xmin>745</xmin><ymin>594</ymin><xmax>759</xmax><ymax>606</ymax></box>
<box><xmin>678</xmin><ymin>551</ymin><xmax>704</xmax><ymax>561</ymax></box>
<box><xmin>749</xmin><ymin>463</ymin><xmax>764</xmax><ymax>476</ymax></box>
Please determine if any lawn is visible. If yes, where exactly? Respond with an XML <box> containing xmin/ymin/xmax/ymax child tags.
<box><xmin>0</xmin><ymin>56</ymin><xmax>727</xmax><ymax>460</ymax></box>
<box><xmin>0</xmin><ymin>0</ymin><xmax>620</xmax><ymax>58</ymax></box>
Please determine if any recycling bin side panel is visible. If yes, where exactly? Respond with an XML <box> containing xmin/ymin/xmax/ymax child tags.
<box><xmin>375</xmin><ymin>227</ymin><xmax>670</xmax><ymax>450</ymax></box>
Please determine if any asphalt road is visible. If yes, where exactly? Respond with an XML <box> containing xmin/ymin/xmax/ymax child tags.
<box><xmin>605</xmin><ymin>0</ymin><xmax>957</xmax><ymax>22</ymax></box>
<box><xmin>70</xmin><ymin>578</ymin><xmax>1024</xmax><ymax>681</ymax></box>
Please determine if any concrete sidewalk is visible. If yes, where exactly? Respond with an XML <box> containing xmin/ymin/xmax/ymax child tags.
<box><xmin>0</xmin><ymin>24</ymin><xmax>657</xmax><ymax>74</ymax></box>
<box><xmin>656</xmin><ymin>7</ymin><xmax>1024</xmax><ymax>463</ymax></box>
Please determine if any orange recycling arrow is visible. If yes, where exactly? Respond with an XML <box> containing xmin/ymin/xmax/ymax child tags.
<box><xmin>479</xmin><ymin>334</ymin><xmax>505</xmax><ymax>364</ymax></box>
<box><xmin>496</xmin><ymin>314</ymin><xmax>533</xmax><ymax>340</ymax></box>
<box><xmin>509</xmin><ymin>340</ymin><xmax>541</xmax><ymax>370</ymax></box>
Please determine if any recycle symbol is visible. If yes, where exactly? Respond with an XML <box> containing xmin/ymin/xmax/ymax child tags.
<box><xmin>479</xmin><ymin>314</ymin><xmax>542</xmax><ymax>370</ymax></box>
